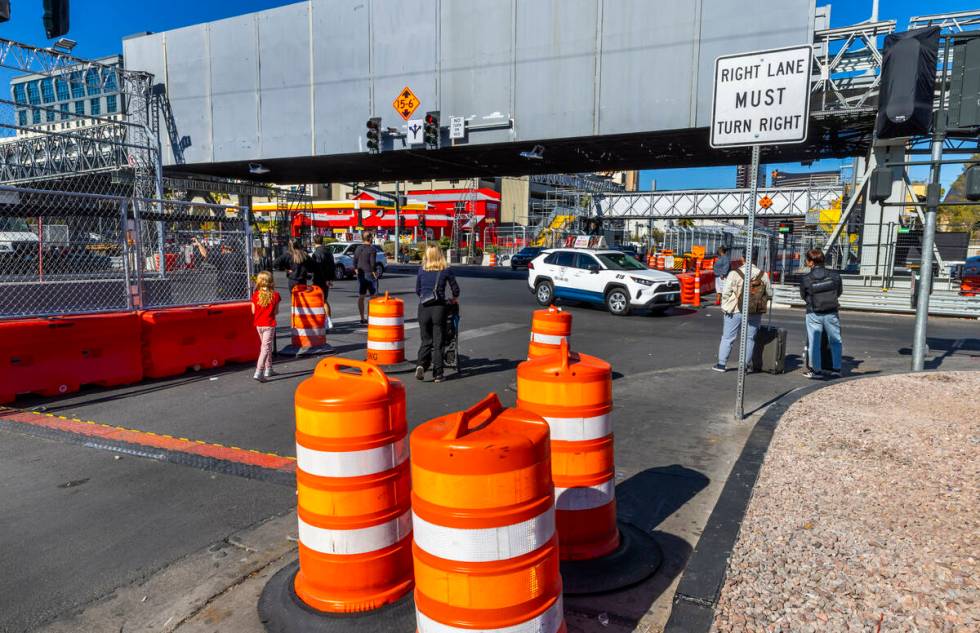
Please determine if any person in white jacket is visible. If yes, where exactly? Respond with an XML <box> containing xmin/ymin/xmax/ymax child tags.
<box><xmin>713</xmin><ymin>254</ymin><xmax>772</xmax><ymax>372</ymax></box>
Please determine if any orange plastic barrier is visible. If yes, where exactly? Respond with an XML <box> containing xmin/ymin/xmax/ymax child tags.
<box><xmin>517</xmin><ymin>340</ymin><xmax>618</xmax><ymax>560</ymax></box>
<box><xmin>961</xmin><ymin>275</ymin><xmax>979</xmax><ymax>297</ymax></box>
<box><xmin>411</xmin><ymin>393</ymin><xmax>566</xmax><ymax>633</ymax></box>
<box><xmin>366</xmin><ymin>292</ymin><xmax>406</xmax><ymax>366</ymax></box>
<box><xmin>293</xmin><ymin>358</ymin><xmax>413</xmax><ymax>613</ymax></box>
<box><xmin>282</xmin><ymin>285</ymin><xmax>330</xmax><ymax>356</ymax></box>
<box><xmin>140</xmin><ymin>303</ymin><xmax>258</xmax><ymax>379</ymax></box>
<box><xmin>0</xmin><ymin>312</ymin><xmax>143</xmax><ymax>404</ymax></box>
<box><xmin>488</xmin><ymin>252</ymin><xmax>497</xmax><ymax>267</ymax></box>
<box><xmin>528</xmin><ymin>305</ymin><xmax>572</xmax><ymax>359</ymax></box>
<box><xmin>678</xmin><ymin>273</ymin><xmax>696</xmax><ymax>305</ymax></box>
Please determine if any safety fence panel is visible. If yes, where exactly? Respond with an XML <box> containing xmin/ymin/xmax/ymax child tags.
<box><xmin>0</xmin><ymin>187</ymin><xmax>131</xmax><ymax>318</ymax></box>
<box><xmin>0</xmin><ymin>185</ymin><xmax>252</xmax><ymax>319</ymax></box>
<box><xmin>135</xmin><ymin>199</ymin><xmax>251</xmax><ymax>309</ymax></box>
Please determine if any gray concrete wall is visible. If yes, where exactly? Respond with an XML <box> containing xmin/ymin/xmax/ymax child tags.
<box><xmin>124</xmin><ymin>0</ymin><xmax>816</xmax><ymax>166</ymax></box>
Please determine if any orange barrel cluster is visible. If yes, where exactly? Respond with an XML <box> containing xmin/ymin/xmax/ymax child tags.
<box><xmin>528</xmin><ymin>305</ymin><xmax>572</xmax><ymax>359</ymax></box>
<box><xmin>284</xmin><ymin>285</ymin><xmax>328</xmax><ymax>354</ymax></box>
<box><xmin>517</xmin><ymin>340</ymin><xmax>619</xmax><ymax>560</ymax></box>
<box><xmin>292</xmin><ymin>358</ymin><xmax>413</xmax><ymax>613</ymax></box>
<box><xmin>366</xmin><ymin>292</ymin><xmax>406</xmax><ymax>366</ymax></box>
<box><xmin>410</xmin><ymin>393</ymin><xmax>566</xmax><ymax>633</ymax></box>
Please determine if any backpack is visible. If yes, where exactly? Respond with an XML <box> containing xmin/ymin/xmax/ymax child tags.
<box><xmin>734</xmin><ymin>268</ymin><xmax>768</xmax><ymax>314</ymax></box>
<box><xmin>808</xmin><ymin>271</ymin><xmax>840</xmax><ymax>313</ymax></box>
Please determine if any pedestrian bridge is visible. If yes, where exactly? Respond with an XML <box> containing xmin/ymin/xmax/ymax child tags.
<box><xmin>122</xmin><ymin>0</ymin><xmax>846</xmax><ymax>183</ymax></box>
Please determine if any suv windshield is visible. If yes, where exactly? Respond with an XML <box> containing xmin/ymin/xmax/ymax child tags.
<box><xmin>329</xmin><ymin>244</ymin><xmax>348</xmax><ymax>254</ymax></box>
<box><xmin>597</xmin><ymin>252</ymin><xmax>646</xmax><ymax>271</ymax></box>
<box><xmin>0</xmin><ymin>217</ymin><xmax>31</xmax><ymax>232</ymax></box>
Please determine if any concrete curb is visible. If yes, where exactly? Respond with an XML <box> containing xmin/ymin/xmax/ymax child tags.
<box><xmin>661</xmin><ymin>379</ymin><xmax>832</xmax><ymax>633</ymax></box>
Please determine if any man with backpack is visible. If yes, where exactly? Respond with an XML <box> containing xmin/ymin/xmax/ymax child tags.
<box><xmin>311</xmin><ymin>237</ymin><xmax>336</xmax><ymax>329</ymax></box>
<box><xmin>799</xmin><ymin>248</ymin><xmax>844</xmax><ymax>378</ymax></box>
<box><xmin>713</xmin><ymin>252</ymin><xmax>773</xmax><ymax>372</ymax></box>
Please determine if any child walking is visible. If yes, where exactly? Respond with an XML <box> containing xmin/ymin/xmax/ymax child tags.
<box><xmin>251</xmin><ymin>270</ymin><xmax>281</xmax><ymax>382</ymax></box>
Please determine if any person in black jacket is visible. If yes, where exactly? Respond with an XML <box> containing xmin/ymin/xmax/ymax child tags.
<box><xmin>799</xmin><ymin>248</ymin><xmax>844</xmax><ymax>378</ymax></box>
<box><xmin>311</xmin><ymin>237</ymin><xmax>336</xmax><ymax>328</ymax></box>
<box><xmin>414</xmin><ymin>245</ymin><xmax>460</xmax><ymax>383</ymax></box>
<box><xmin>275</xmin><ymin>239</ymin><xmax>312</xmax><ymax>291</ymax></box>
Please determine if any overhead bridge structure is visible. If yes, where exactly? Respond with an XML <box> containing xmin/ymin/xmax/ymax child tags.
<box><xmin>121</xmin><ymin>0</ymin><xmax>853</xmax><ymax>184</ymax></box>
<box><xmin>598</xmin><ymin>185</ymin><xmax>843</xmax><ymax>219</ymax></box>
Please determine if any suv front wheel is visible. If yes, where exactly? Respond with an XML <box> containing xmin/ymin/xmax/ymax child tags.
<box><xmin>534</xmin><ymin>280</ymin><xmax>554</xmax><ymax>306</ymax></box>
<box><xmin>605</xmin><ymin>287</ymin><xmax>631</xmax><ymax>316</ymax></box>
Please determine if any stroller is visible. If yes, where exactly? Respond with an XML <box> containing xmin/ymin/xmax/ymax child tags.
<box><xmin>443</xmin><ymin>302</ymin><xmax>461</xmax><ymax>374</ymax></box>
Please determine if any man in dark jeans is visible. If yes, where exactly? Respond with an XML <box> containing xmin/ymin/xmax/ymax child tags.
<box><xmin>799</xmin><ymin>248</ymin><xmax>844</xmax><ymax>379</ymax></box>
<box><xmin>353</xmin><ymin>232</ymin><xmax>378</xmax><ymax>323</ymax></box>
<box><xmin>311</xmin><ymin>237</ymin><xmax>336</xmax><ymax>329</ymax></box>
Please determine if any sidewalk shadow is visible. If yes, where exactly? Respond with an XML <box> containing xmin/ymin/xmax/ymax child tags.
<box><xmin>898</xmin><ymin>337</ymin><xmax>980</xmax><ymax>369</ymax></box>
<box><xmin>564</xmin><ymin>465</ymin><xmax>709</xmax><ymax>627</ymax></box>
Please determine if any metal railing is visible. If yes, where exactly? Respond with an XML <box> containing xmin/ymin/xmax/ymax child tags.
<box><xmin>0</xmin><ymin>185</ymin><xmax>252</xmax><ymax>319</ymax></box>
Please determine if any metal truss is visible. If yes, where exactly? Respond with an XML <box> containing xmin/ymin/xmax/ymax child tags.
<box><xmin>909</xmin><ymin>9</ymin><xmax>980</xmax><ymax>31</ymax></box>
<box><xmin>530</xmin><ymin>173</ymin><xmax>625</xmax><ymax>194</ymax></box>
<box><xmin>0</xmin><ymin>38</ymin><xmax>159</xmax><ymax>198</ymax></box>
<box><xmin>810</xmin><ymin>20</ymin><xmax>895</xmax><ymax>117</ymax></box>
<box><xmin>597</xmin><ymin>186</ymin><xmax>842</xmax><ymax>220</ymax></box>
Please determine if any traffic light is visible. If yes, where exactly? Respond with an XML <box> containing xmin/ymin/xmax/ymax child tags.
<box><xmin>366</xmin><ymin>117</ymin><xmax>381</xmax><ymax>154</ymax></box>
<box><xmin>418</xmin><ymin>213</ymin><xmax>427</xmax><ymax>233</ymax></box>
<box><xmin>424</xmin><ymin>111</ymin><xmax>440</xmax><ymax>148</ymax></box>
<box><xmin>777</xmin><ymin>222</ymin><xmax>793</xmax><ymax>234</ymax></box>
<box><xmin>43</xmin><ymin>0</ymin><xmax>70</xmax><ymax>38</ymax></box>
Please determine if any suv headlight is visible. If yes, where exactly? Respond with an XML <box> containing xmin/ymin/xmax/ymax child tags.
<box><xmin>631</xmin><ymin>276</ymin><xmax>654</xmax><ymax>286</ymax></box>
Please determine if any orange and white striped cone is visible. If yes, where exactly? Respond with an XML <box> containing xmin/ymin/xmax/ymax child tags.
<box><xmin>258</xmin><ymin>358</ymin><xmax>416</xmax><ymax>630</ymax></box>
<box><xmin>411</xmin><ymin>393</ymin><xmax>566</xmax><ymax>633</ymax></box>
<box><xmin>516</xmin><ymin>339</ymin><xmax>662</xmax><ymax>594</ymax></box>
<box><xmin>366</xmin><ymin>292</ymin><xmax>416</xmax><ymax>373</ymax></box>
<box><xmin>280</xmin><ymin>285</ymin><xmax>333</xmax><ymax>357</ymax></box>
<box><xmin>694</xmin><ymin>266</ymin><xmax>702</xmax><ymax>307</ymax></box>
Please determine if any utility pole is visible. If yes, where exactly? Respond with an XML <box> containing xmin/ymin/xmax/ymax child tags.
<box><xmin>394</xmin><ymin>180</ymin><xmax>402</xmax><ymax>263</ymax></box>
<box><xmin>911</xmin><ymin>38</ymin><xmax>951</xmax><ymax>371</ymax></box>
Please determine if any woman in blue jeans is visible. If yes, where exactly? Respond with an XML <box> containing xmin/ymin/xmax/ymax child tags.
<box><xmin>799</xmin><ymin>248</ymin><xmax>844</xmax><ymax>378</ymax></box>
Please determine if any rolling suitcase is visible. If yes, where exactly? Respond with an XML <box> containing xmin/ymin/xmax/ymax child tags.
<box><xmin>752</xmin><ymin>325</ymin><xmax>787</xmax><ymax>374</ymax></box>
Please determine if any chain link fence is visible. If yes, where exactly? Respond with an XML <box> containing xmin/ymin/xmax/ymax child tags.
<box><xmin>0</xmin><ymin>185</ymin><xmax>251</xmax><ymax>319</ymax></box>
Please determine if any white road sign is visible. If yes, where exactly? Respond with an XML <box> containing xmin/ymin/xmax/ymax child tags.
<box><xmin>405</xmin><ymin>118</ymin><xmax>424</xmax><ymax>145</ymax></box>
<box><xmin>710</xmin><ymin>45</ymin><xmax>813</xmax><ymax>148</ymax></box>
<box><xmin>449</xmin><ymin>116</ymin><xmax>466</xmax><ymax>140</ymax></box>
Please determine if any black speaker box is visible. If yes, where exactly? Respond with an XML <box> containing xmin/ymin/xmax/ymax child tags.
<box><xmin>875</xmin><ymin>27</ymin><xmax>941</xmax><ymax>139</ymax></box>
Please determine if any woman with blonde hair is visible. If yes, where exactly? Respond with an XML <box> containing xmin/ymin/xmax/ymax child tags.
<box><xmin>250</xmin><ymin>270</ymin><xmax>281</xmax><ymax>382</ymax></box>
<box><xmin>414</xmin><ymin>244</ymin><xmax>460</xmax><ymax>383</ymax></box>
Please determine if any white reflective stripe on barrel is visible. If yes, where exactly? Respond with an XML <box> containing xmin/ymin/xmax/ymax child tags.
<box><xmin>368</xmin><ymin>316</ymin><xmax>404</xmax><ymax>326</ymax></box>
<box><xmin>367</xmin><ymin>340</ymin><xmax>405</xmax><ymax>350</ymax></box>
<box><xmin>543</xmin><ymin>413</ymin><xmax>611</xmax><ymax>442</ymax></box>
<box><xmin>530</xmin><ymin>332</ymin><xmax>566</xmax><ymax>345</ymax></box>
<box><xmin>292</xmin><ymin>307</ymin><xmax>326</xmax><ymax>316</ymax></box>
<box><xmin>298</xmin><ymin>509</ymin><xmax>412</xmax><ymax>556</ymax></box>
<box><xmin>294</xmin><ymin>328</ymin><xmax>326</xmax><ymax>337</ymax></box>
<box><xmin>296</xmin><ymin>437</ymin><xmax>408</xmax><ymax>478</ymax></box>
<box><xmin>554</xmin><ymin>480</ymin><xmax>615</xmax><ymax>511</ymax></box>
<box><xmin>412</xmin><ymin>507</ymin><xmax>554</xmax><ymax>563</ymax></box>
<box><xmin>416</xmin><ymin>596</ymin><xmax>564</xmax><ymax>633</ymax></box>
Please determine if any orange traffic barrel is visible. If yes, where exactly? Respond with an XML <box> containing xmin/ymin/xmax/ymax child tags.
<box><xmin>366</xmin><ymin>292</ymin><xmax>406</xmax><ymax>367</ymax></box>
<box><xmin>410</xmin><ymin>393</ymin><xmax>566</xmax><ymax>633</ymax></box>
<box><xmin>528</xmin><ymin>305</ymin><xmax>572</xmax><ymax>359</ymax></box>
<box><xmin>516</xmin><ymin>340</ymin><xmax>662</xmax><ymax>594</ymax></box>
<box><xmin>517</xmin><ymin>339</ymin><xmax>618</xmax><ymax>561</ymax></box>
<box><xmin>488</xmin><ymin>252</ymin><xmax>497</xmax><ymax>267</ymax></box>
<box><xmin>258</xmin><ymin>358</ymin><xmax>416</xmax><ymax>631</ymax></box>
<box><xmin>281</xmin><ymin>285</ymin><xmax>332</xmax><ymax>356</ymax></box>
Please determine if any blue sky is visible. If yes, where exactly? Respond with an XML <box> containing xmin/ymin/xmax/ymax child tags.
<box><xmin>0</xmin><ymin>0</ymin><xmax>972</xmax><ymax>190</ymax></box>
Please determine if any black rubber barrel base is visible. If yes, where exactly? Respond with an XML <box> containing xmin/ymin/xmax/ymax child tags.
<box><xmin>258</xmin><ymin>561</ymin><xmax>417</xmax><ymax>633</ymax></box>
<box><xmin>560</xmin><ymin>521</ymin><xmax>663</xmax><ymax>595</ymax></box>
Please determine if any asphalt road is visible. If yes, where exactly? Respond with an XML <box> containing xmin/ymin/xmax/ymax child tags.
<box><xmin>1</xmin><ymin>267</ymin><xmax>977</xmax><ymax>632</ymax></box>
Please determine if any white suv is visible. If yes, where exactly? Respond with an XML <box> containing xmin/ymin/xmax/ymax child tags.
<box><xmin>528</xmin><ymin>248</ymin><xmax>681</xmax><ymax>316</ymax></box>
<box><xmin>329</xmin><ymin>242</ymin><xmax>388</xmax><ymax>280</ymax></box>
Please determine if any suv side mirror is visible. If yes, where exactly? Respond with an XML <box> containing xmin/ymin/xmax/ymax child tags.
<box><xmin>589</xmin><ymin>264</ymin><xmax>600</xmax><ymax>274</ymax></box>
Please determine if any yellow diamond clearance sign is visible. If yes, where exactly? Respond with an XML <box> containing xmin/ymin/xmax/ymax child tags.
<box><xmin>393</xmin><ymin>86</ymin><xmax>420</xmax><ymax>121</ymax></box>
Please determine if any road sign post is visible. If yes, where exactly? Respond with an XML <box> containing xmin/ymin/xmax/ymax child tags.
<box><xmin>709</xmin><ymin>44</ymin><xmax>812</xmax><ymax>422</ymax></box>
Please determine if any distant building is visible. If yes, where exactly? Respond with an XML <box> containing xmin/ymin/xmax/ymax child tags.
<box><xmin>9</xmin><ymin>55</ymin><xmax>125</xmax><ymax>138</ymax></box>
<box><xmin>735</xmin><ymin>163</ymin><xmax>766</xmax><ymax>189</ymax></box>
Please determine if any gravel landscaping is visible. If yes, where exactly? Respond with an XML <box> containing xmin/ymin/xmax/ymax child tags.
<box><xmin>711</xmin><ymin>371</ymin><xmax>979</xmax><ymax>633</ymax></box>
